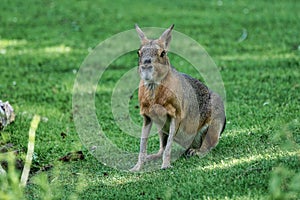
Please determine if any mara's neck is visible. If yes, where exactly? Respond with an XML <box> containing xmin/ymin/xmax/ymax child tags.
<box><xmin>144</xmin><ymin>82</ymin><xmax>158</xmax><ymax>91</ymax></box>
<box><xmin>142</xmin><ymin>68</ymin><xmax>173</xmax><ymax>98</ymax></box>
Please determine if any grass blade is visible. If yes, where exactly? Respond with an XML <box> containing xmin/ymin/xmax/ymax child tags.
<box><xmin>20</xmin><ymin>114</ymin><xmax>41</xmax><ymax>187</ymax></box>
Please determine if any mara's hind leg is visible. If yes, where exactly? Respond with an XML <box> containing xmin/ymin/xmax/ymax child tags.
<box><xmin>186</xmin><ymin>118</ymin><xmax>224</xmax><ymax>157</ymax></box>
<box><xmin>185</xmin><ymin>125</ymin><xmax>207</xmax><ymax>157</ymax></box>
<box><xmin>196</xmin><ymin>118</ymin><xmax>224</xmax><ymax>157</ymax></box>
<box><xmin>186</xmin><ymin>92</ymin><xmax>226</xmax><ymax>157</ymax></box>
<box><xmin>197</xmin><ymin>92</ymin><xmax>226</xmax><ymax>157</ymax></box>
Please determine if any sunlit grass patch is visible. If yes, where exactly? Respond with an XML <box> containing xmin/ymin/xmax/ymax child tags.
<box><xmin>199</xmin><ymin>151</ymin><xmax>299</xmax><ymax>172</ymax></box>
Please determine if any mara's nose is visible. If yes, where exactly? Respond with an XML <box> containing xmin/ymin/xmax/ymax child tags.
<box><xmin>143</xmin><ymin>58</ymin><xmax>151</xmax><ymax>64</ymax></box>
<box><xmin>141</xmin><ymin>65</ymin><xmax>153</xmax><ymax>70</ymax></box>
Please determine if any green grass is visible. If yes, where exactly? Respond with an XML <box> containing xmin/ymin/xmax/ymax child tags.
<box><xmin>1</xmin><ymin>0</ymin><xmax>299</xmax><ymax>199</ymax></box>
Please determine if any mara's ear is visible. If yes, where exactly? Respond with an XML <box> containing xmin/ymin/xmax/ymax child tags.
<box><xmin>159</xmin><ymin>24</ymin><xmax>174</xmax><ymax>50</ymax></box>
<box><xmin>135</xmin><ymin>24</ymin><xmax>149</xmax><ymax>44</ymax></box>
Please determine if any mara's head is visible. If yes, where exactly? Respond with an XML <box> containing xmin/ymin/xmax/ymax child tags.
<box><xmin>135</xmin><ymin>24</ymin><xmax>174</xmax><ymax>85</ymax></box>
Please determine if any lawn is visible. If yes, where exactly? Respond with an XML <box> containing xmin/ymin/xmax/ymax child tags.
<box><xmin>0</xmin><ymin>0</ymin><xmax>299</xmax><ymax>199</ymax></box>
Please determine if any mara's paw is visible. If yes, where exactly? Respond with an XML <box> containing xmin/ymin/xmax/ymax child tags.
<box><xmin>185</xmin><ymin>148</ymin><xmax>209</xmax><ymax>158</ymax></box>
<box><xmin>161</xmin><ymin>163</ymin><xmax>172</xmax><ymax>170</ymax></box>
<box><xmin>184</xmin><ymin>148</ymin><xmax>197</xmax><ymax>157</ymax></box>
<box><xmin>129</xmin><ymin>164</ymin><xmax>142</xmax><ymax>172</ymax></box>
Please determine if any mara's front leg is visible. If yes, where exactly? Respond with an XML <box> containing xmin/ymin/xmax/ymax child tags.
<box><xmin>161</xmin><ymin>118</ymin><xmax>177</xmax><ymax>169</ymax></box>
<box><xmin>130</xmin><ymin>116</ymin><xmax>152</xmax><ymax>172</ymax></box>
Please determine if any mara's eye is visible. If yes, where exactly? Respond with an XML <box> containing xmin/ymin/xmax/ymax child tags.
<box><xmin>160</xmin><ymin>50</ymin><xmax>166</xmax><ymax>57</ymax></box>
<box><xmin>137</xmin><ymin>50</ymin><xmax>141</xmax><ymax>57</ymax></box>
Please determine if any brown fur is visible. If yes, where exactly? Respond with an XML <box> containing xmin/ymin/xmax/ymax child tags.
<box><xmin>130</xmin><ymin>24</ymin><xmax>226</xmax><ymax>171</ymax></box>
